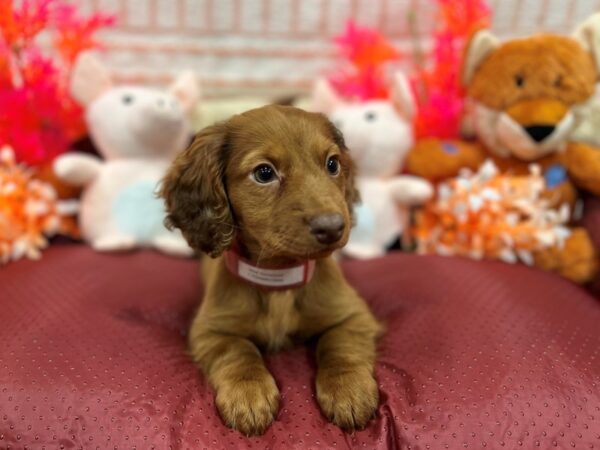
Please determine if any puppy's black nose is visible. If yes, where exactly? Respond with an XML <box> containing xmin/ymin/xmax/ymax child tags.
<box><xmin>310</xmin><ymin>213</ymin><xmax>345</xmax><ymax>244</ymax></box>
<box><xmin>524</xmin><ymin>125</ymin><xmax>555</xmax><ymax>142</ymax></box>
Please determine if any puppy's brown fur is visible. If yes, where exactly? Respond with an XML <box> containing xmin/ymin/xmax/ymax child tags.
<box><xmin>160</xmin><ymin>105</ymin><xmax>382</xmax><ymax>436</ymax></box>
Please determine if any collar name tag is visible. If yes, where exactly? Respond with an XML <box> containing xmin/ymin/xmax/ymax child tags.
<box><xmin>224</xmin><ymin>250</ymin><xmax>315</xmax><ymax>290</ymax></box>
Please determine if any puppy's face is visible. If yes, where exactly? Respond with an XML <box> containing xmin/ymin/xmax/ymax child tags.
<box><xmin>160</xmin><ymin>105</ymin><xmax>358</xmax><ymax>261</ymax></box>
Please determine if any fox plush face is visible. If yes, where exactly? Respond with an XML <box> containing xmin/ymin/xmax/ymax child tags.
<box><xmin>463</xmin><ymin>14</ymin><xmax>600</xmax><ymax>161</ymax></box>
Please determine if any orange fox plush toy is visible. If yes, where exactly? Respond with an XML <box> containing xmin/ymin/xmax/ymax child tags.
<box><xmin>407</xmin><ymin>14</ymin><xmax>600</xmax><ymax>283</ymax></box>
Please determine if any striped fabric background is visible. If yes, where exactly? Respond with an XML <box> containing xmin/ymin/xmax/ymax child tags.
<box><xmin>82</xmin><ymin>0</ymin><xmax>600</xmax><ymax>97</ymax></box>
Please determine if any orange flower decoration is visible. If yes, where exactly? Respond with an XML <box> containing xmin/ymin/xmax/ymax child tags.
<box><xmin>0</xmin><ymin>145</ymin><xmax>76</xmax><ymax>263</ymax></box>
<box><xmin>413</xmin><ymin>161</ymin><xmax>571</xmax><ymax>265</ymax></box>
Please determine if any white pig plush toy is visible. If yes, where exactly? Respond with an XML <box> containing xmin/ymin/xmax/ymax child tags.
<box><xmin>311</xmin><ymin>73</ymin><xmax>433</xmax><ymax>259</ymax></box>
<box><xmin>54</xmin><ymin>54</ymin><xmax>199</xmax><ymax>256</ymax></box>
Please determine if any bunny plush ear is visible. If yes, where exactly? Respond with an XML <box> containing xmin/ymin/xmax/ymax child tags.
<box><xmin>462</xmin><ymin>29</ymin><xmax>499</xmax><ymax>87</ymax></box>
<box><xmin>70</xmin><ymin>53</ymin><xmax>113</xmax><ymax>106</ymax></box>
<box><xmin>573</xmin><ymin>13</ymin><xmax>600</xmax><ymax>76</ymax></box>
<box><xmin>310</xmin><ymin>78</ymin><xmax>343</xmax><ymax>113</ymax></box>
<box><xmin>168</xmin><ymin>71</ymin><xmax>200</xmax><ymax>115</ymax></box>
<box><xmin>390</xmin><ymin>72</ymin><xmax>416</xmax><ymax>120</ymax></box>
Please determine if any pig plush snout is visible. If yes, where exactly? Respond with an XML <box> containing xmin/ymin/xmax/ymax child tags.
<box><xmin>143</xmin><ymin>94</ymin><xmax>183</xmax><ymax>125</ymax></box>
<box><xmin>128</xmin><ymin>93</ymin><xmax>188</xmax><ymax>151</ymax></box>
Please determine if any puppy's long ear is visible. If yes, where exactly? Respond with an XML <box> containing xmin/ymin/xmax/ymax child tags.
<box><xmin>160</xmin><ymin>124</ymin><xmax>235</xmax><ymax>257</ymax></box>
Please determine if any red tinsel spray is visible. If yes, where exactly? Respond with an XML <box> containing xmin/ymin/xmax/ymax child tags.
<box><xmin>0</xmin><ymin>0</ymin><xmax>114</xmax><ymax>165</ymax></box>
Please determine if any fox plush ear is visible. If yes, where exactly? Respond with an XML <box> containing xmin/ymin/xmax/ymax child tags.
<box><xmin>390</xmin><ymin>72</ymin><xmax>416</xmax><ymax>120</ymax></box>
<box><xmin>310</xmin><ymin>78</ymin><xmax>343</xmax><ymax>113</ymax></box>
<box><xmin>462</xmin><ymin>29</ymin><xmax>499</xmax><ymax>87</ymax></box>
<box><xmin>168</xmin><ymin>71</ymin><xmax>200</xmax><ymax>115</ymax></box>
<box><xmin>70</xmin><ymin>53</ymin><xmax>113</xmax><ymax>106</ymax></box>
<box><xmin>573</xmin><ymin>13</ymin><xmax>600</xmax><ymax>76</ymax></box>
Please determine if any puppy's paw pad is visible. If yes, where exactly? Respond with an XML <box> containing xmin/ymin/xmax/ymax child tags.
<box><xmin>316</xmin><ymin>367</ymin><xmax>379</xmax><ymax>431</ymax></box>
<box><xmin>216</xmin><ymin>375</ymin><xmax>280</xmax><ymax>436</ymax></box>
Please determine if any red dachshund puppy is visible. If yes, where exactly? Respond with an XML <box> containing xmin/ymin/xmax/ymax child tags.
<box><xmin>160</xmin><ymin>105</ymin><xmax>382</xmax><ymax>436</ymax></box>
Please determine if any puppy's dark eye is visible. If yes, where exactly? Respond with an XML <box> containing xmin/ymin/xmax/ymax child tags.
<box><xmin>122</xmin><ymin>94</ymin><xmax>134</xmax><ymax>104</ymax></box>
<box><xmin>364</xmin><ymin>111</ymin><xmax>377</xmax><ymax>121</ymax></box>
<box><xmin>253</xmin><ymin>164</ymin><xmax>277</xmax><ymax>184</ymax></box>
<box><xmin>326</xmin><ymin>155</ymin><xmax>340</xmax><ymax>176</ymax></box>
<box><xmin>514</xmin><ymin>75</ymin><xmax>525</xmax><ymax>88</ymax></box>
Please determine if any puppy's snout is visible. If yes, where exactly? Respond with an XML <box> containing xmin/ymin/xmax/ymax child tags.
<box><xmin>310</xmin><ymin>213</ymin><xmax>345</xmax><ymax>245</ymax></box>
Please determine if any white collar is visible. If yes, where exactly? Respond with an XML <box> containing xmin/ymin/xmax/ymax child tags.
<box><xmin>223</xmin><ymin>248</ymin><xmax>316</xmax><ymax>290</ymax></box>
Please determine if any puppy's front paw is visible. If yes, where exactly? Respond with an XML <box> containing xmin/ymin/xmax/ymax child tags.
<box><xmin>215</xmin><ymin>374</ymin><xmax>280</xmax><ymax>436</ymax></box>
<box><xmin>316</xmin><ymin>366</ymin><xmax>379</xmax><ymax>431</ymax></box>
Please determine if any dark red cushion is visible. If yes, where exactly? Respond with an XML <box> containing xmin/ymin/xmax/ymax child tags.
<box><xmin>1</xmin><ymin>245</ymin><xmax>600</xmax><ymax>449</ymax></box>
<box><xmin>582</xmin><ymin>196</ymin><xmax>600</xmax><ymax>296</ymax></box>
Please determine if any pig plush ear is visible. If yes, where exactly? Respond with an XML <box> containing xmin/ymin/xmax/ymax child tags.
<box><xmin>70</xmin><ymin>53</ymin><xmax>112</xmax><ymax>106</ymax></box>
<box><xmin>168</xmin><ymin>71</ymin><xmax>200</xmax><ymax>115</ymax></box>
<box><xmin>310</xmin><ymin>78</ymin><xmax>342</xmax><ymax>113</ymax></box>
<box><xmin>390</xmin><ymin>72</ymin><xmax>416</xmax><ymax>120</ymax></box>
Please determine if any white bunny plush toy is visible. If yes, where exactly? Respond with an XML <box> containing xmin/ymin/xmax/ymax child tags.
<box><xmin>311</xmin><ymin>73</ymin><xmax>433</xmax><ymax>259</ymax></box>
<box><xmin>54</xmin><ymin>54</ymin><xmax>199</xmax><ymax>256</ymax></box>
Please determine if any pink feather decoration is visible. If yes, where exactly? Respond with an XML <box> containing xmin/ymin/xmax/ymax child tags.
<box><xmin>412</xmin><ymin>0</ymin><xmax>491</xmax><ymax>139</ymax></box>
<box><xmin>328</xmin><ymin>20</ymin><xmax>400</xmax><ymax>101</ymax></box>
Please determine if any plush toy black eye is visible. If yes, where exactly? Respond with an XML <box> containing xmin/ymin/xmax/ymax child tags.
<box><xmin>253</xmin><ymin>164</ymin><xmax>276</xmax><ymax>184</ymax></box>
<box><xmin>554</xmin><ymin>75</ymin><xmax>563</xmax><ymax>88</ymax></box>
<box><xmin>365</xmin><ymin>111</ymin><xmax>377</xmax><ymax>121</ymax></box>
<box><xmin>326</xmin><ymin>155</ymin><xmax>340</xmax><ymax>176</ymax></box>
<box><xmin>514</xmin><ymin>75</ymin><xmax>525</xmax><ymax>88</ymax></box>
<box><xmin>122</xmin><ymin>94</ymin><xmax>134</xmax><ymax>104</ymax></box>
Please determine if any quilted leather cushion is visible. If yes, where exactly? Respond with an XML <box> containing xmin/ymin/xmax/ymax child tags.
<box><xmin>1</xmin><ymin>245</ymin><xmax>599</xmax><ymax>450</ymax></box>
